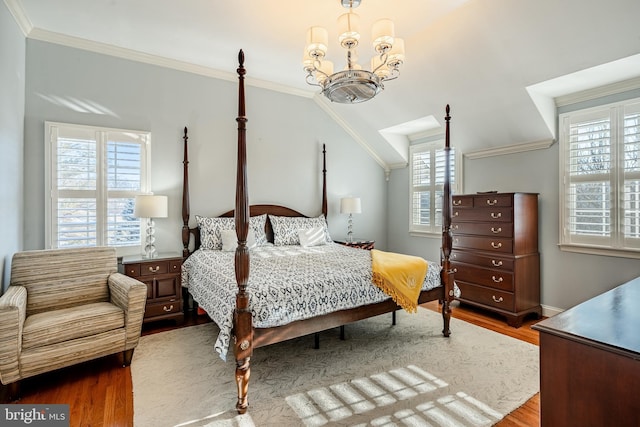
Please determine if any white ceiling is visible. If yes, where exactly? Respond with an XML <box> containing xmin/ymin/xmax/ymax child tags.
<box><xmin>8</xmin><ymin>0</ymin><xmax>640</xmax><ymax>169</ymax></box>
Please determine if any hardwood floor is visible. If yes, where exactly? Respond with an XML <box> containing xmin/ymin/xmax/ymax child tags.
<box><xmin>2</xmin><ymin>303</ymin><xmax>542</xmax><ymax>426</ymax></box>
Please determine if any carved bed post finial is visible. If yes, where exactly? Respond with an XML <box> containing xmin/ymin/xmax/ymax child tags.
<box><xmin>182</xmin><ymin>127</ymin><xmax>190</xmax><ymax>258</ymax></box>
<box><xmin>234</xmin><ymin>49</ymin><xmax>253</xmax><ymax>415</ymax></box>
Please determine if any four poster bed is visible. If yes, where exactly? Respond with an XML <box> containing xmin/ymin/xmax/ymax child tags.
<box><xmin>180</xmin><ymin>50</ymin><xmax>456</xmax><ymax>414</ymax></box>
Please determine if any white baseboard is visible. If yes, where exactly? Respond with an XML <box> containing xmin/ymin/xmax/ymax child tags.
<box><xmin>541</xmin><ymin>304</ymin><xmax>563</xmax><ymax>318</ymax></box>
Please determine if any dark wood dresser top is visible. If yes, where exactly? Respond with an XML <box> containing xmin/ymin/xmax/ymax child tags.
<box><xmin>533</xmin><ymin>276</ymin><xmax>640</xmax><ymax>358</ymax></box>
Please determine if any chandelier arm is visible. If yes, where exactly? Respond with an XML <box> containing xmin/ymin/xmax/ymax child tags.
<box><xmin>305</xmin><ymin>72</ymin><xmax>322</xmax><ymax>88</ymax></box>
<box><xmin>371</xmin><ymin>52</ymin><xmax>389</xmax><ymax>74</ymax></box>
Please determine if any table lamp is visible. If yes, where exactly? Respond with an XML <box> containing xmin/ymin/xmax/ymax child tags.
<box><xmin>340</xmin><ymin>197</ymin><xmax>361</xmax><ymax>242</ymax></box>
<box><xmin>134</xmin><ymin>194</ymin><xmax>168</xmax><ymax>258</ymax></box>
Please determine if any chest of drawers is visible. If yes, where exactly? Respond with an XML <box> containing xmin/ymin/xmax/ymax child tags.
<box><xmin>450</xmin><ymin>192</ymin><xmax>541</xmax><ymax>327</ymax></box>
<box><xmin>122</xmin><ymin>253</ymin><xmax>184</xmax><ymax>324</ymax></box>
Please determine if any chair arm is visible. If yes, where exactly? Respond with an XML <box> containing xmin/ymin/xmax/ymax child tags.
<box><xmin>108</xmin><ymin>273</ymin><xmax>147</xmax><ymax>350</ymax></box>
<box><xmin>0</xmin><ymin>286</ymin><xmax>27</xmax><ymax>385</ymax></box>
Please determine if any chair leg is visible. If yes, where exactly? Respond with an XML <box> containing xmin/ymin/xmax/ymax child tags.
<box><xmin>122</xmin><ymin>349</ymin><xmax>135</xmax><ymax>366</ymax></box>
<box><xmin>1</xmin><ymin>381</ymin><xmax>20</xmax><ymax>403</ymax></box>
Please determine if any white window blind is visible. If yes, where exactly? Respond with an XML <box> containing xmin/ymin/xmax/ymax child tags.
<box><xmin>559</xmin><ymin>98</ymin><xmax>640</xmax><ymax>256</ymax></box>
<box><xmin>410</xmin><ymin>141</ymin><xmax>458</xmax><ymax>234</ymax></box>
<box><xmin>45</xmin><ymin>122</ymin><xmax>150</xmax><ymax>254</ymax></box>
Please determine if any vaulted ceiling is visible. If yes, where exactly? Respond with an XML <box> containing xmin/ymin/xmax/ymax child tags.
<box><xmin>7</xmin><ymin>0</ymin><xmax>640</xmax><ymax>170</ymax></box>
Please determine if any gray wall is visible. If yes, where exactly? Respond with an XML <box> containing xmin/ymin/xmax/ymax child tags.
<box><xmin>388</xmin><ymin>139</ymin><xmax>640</xmax><ymax>312</ymax></box>
<box><xmin>23</xmin><ymin>40</ymin><xmax>388</xmax><ymax>255</ymax></box>
<box><xmin>0</xmin><ymin>2</ymin><xmax>25</xmax><ymax>292</ymax></box>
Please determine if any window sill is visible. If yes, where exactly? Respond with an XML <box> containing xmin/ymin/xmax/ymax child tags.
<box><xmin>409</xmin><ymin>230</ymin><xmax>441</xmax><ymax>239</ymax></box>
<box><xmin>559</xmin><ymin>243</ymin><xmax>640</xmax><ymax>260</ymax></box>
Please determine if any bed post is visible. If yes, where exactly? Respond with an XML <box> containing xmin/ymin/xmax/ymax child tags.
<box><xmin>233</xmin><ymin>49</ymin><xmax>253</xmax><ymax>414</ymax></box>
<box><xmin>441</xmin><ymin>105</ymin><xmax>454</xmax><ymax>337</ymax></box>
<box><xmin>322</xmin><ymin>143</ymin><xmax>327</xmax><ymax>217</ymax></box>
<box><xmin>182</xmin><ymin>127</ymin><xmax>190</xmax><ymax>258</ymax></box>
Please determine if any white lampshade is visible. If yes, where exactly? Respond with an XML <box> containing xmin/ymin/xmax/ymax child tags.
<box><xmin>306</xmin><ymin>26</ymin><xmax>328</xmax><ymax>58</ymax></box>
<box><xmin>340</xmin><ymin>197</ymin><xmax>362</xmax><ymax>214</ymax></box>
<box><xmin>134</xmin><ymin>195</ymin><xmax>168</xmax><ymax>219</ymax></box>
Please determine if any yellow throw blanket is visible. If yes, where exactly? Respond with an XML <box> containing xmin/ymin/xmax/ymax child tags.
<box><xmin>371</xmin><ymin>249</ymin><xmax>428</xmax><ymax>313</ymax></box>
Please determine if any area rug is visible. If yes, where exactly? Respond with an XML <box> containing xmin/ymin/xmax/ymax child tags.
<box><xmin>131</xmin><ymin>308</ymin><xmax>539</xmax><ymax>426</ymax></box>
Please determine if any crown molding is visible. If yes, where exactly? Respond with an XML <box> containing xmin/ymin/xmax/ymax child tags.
<box><xmin>464</xmin><ymin>139</ymin><xmax>555</xmax><ymax>160</ymax></box>
<box><xmin>555</xmin><ymin>76</ymin><xmax>640</xmax><ymax>107</ymax></box>
<box><xmin>4</xmin><ymin>0</ymin><xmax>32</xmax><ymax>36</ymax></box>
<box><xmin>313</xmin><ymin>96</ymin><xmax>389</xmax><ymax>172</ymax></box>
<box><xmin>24</xmin><ymin>27</ymin><xmax>314</xmax><ymax>99</ymax></box>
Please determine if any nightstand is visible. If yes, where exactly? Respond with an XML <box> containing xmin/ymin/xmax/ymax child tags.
<box><xmin>122</xmin><ymin>252</ymin><xmax>184</xmax><ymax>324</ymax></box>
<box><xmin>334</xmin><ymin>238</ymin><xmax>375</xmax><ymax>250</ymax></box>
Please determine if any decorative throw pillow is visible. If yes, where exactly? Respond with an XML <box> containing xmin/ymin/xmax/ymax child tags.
<box><xmin>221</xmin><ymin>229</ymin><xmax>257</xmax><ymax>251</ymax></box>
<box><xmin>196</xmin><ymin>214</ymin><xmax>268</xmax><ymax>250</ymax></box>
<box><xmin>298</xmin><ymin>226</ymin><xmax>327</xmax><ymax>247</ymax></box>
<box><xmin>196</xmin><ymin>215</ymin><xmax>235</xmax><ymax>250</ymax></box>
<box><xmin>270</xmin><ymin>215</ymin><xmax>332</xmax><ymax>246</ymax></box>
<box><xmin>249</xmin><ymin>214</ymin><xmax>268</xmax><ymax>246</ymax></box>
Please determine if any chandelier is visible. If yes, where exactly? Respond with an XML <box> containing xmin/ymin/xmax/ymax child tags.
<box><xmin>303</xmin><ymin>0</ymin><xmax>405</xmax><ymax>104</ymax></box>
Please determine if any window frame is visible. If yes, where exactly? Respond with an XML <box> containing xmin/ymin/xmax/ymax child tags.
<box><xmin>409</xmin><ymin>140</ymin><xmax>462</xmax><ymax>236</ymax></box>
<box><xmin>559</xmin><ymin>97</ymin><xmax>640</xmax><ymax>259</ymax></box>
<box><xmin>44</xmin><ymin>121</ymin><xmax>151</xmax><ymax>256</ymax></box>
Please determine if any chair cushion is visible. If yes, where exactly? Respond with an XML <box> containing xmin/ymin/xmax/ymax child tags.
<box><xmin>22</xmin><ymin>302</ymin><xmax>125</xmax><ymax>350</ymax></box>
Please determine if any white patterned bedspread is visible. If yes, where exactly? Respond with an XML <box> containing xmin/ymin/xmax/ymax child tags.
<box><xmin>182</xmin><ymin>243</ymin><xmax>442</xmax><ymax>360</ymax></box>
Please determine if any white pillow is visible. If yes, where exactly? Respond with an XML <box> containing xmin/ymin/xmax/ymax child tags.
<box><xmin>221</xmin><ymin>229</ymin><xmax>257</xmax><ymax>251</ymax></box>
<box><xmin>298</xmin><ymin>227</ymin><xmax>327</xmax><ymax>247</ymax></box>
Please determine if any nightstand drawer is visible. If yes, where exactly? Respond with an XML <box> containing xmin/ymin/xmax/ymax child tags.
<box><xmin>138</xmin><ymin>260</ymin><xmax>170</xmax><ymax>276</ymax></box>
<box><xmin>145</xmin><ymin>300</ymin><xmax>182</xmax><ymax>318</ymax></box>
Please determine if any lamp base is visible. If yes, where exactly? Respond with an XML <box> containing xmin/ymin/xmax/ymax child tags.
<box><xmin>144</xmin><ymin>218</ymin><xmax>158</xmax><ymax>258</ymax></box>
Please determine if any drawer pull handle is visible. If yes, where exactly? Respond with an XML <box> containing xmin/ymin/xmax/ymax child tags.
<box><xmin>492</xmin><ymin>296</ymin><xmax>504</xmax><ymax>303</ymax></box>
<box><xmin>492</xmin><ymin>275</ymin><xmax>503</xmax><ymax>283</ymax></box>
<box><xmin>490</xmin><ymin>212</ymin><xmax>502</xmax><ymax>219</ymax></box>
<box><xmin>454</xmin><ymin>238</ymin><xmax>459</xmax><ymax>244</ymax></box>
<box><xmin>454</xmin><ymin>211</ymin><xmax>459</xmax><ymax>217</ymax></box>
<box><xmin>163</xmin><ymin>305</ymin><xmax>174</xmax><ymax>312</ymax></box>
<box><xmin>453</xmin><ymin>225</ymin><xmax>459</xmax><ymax>230</ymax></box>
<box><xmin>486</xmin><ymin>199</ymin><xmax>498</xmax><ymax>206</ymax></box>
<box><xmin>453</xmin><ymin>199</ymin><xmax>462</xmax><ymax>206</ymax></box>
<box><xmin>491</xmin><ymin>242</ymin><xmax>502</xmax><ymax>249</ymax></box>
<box><xmin>452</xmin><ymin>268</ymin><xmax>458</xmax><ymax>273</ymax></box>
<box><xmin>491</xmin><ymin>259</ymin><xmax>503</xmax><ymax>267</ymax></box>
<box><xmin>149</xmin><ymin>266</ymin><xmax>160</xmax><ymax>273</ymax></box>
<box><xmin>491</xmin><ymin>227</ymin><xmax>502</xmax><ymax>233</ymax></box>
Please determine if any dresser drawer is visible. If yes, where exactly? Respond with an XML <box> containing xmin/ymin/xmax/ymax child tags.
<box><xmin>452</xmin><ymin>196</ymin><xmax>473</xmax><ymax>208</ymax></box>
<box><xmin>453</xmin><ymin>207</ymin><xmax>512</xmax><ymax>222</ymax></box>
<box><xmin>453</xmin><ymin>235</ymin><xmax>513</xmax><ymax>253</ymax></box>
<box><xmin>451</xmin><ymin>262</ymin><xmax>514</xmax><ymax>291</ymax></box>
<box><xmin>450</xmin><ymin>250</ymin><xmax>514</xmax><ymax>270</ymax></box>
<box><xmin>473</xmin><ymin>194</ymin><xmax>513</xmax><ymax>208</ymax></box>
<box><xmin>451</xmin><ymin>222</ymin><xmax>513</xmax><ymax>238</ymax></box>
<box><xmin>456</xmin><ymin>280</ymin><xmax>515</xmax><ymax>311</ymax></box>
<box><xmin>138</xmin><ymin>260</ymin><xmax>170</xmax><ymax>276</ymax></box>
<box><xmin>145</xmin><ymin>299</ymin><xmax>182</xmax><ymax>318</ymax></box>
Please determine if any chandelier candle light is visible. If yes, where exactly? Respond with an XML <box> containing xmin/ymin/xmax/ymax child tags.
<box><xmin>134</xmin><ymin>194</ymin><xmax>168</xmax><ymax>258</ymax></box>
<box><xmin>303</xmin><ymin>0</ymin><xmax>404</xmax><ymax>104</ymax></box>
<box><xmin>340</xmin><ymin>197</ymin><xmax>362</xmax><ymax>242</ymax></box>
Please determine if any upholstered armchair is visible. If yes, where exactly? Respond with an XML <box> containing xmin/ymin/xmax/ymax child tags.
<box><xmin>0</xmin><ymin>247</ymin><xmax>147</xmax><ymax>400</ymax></box>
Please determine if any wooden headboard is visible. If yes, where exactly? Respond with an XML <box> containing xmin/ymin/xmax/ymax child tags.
<box><xmin>181</xmin><ymin>128</ymin><xmax>328</xmax><ymax>256</ymax></box>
